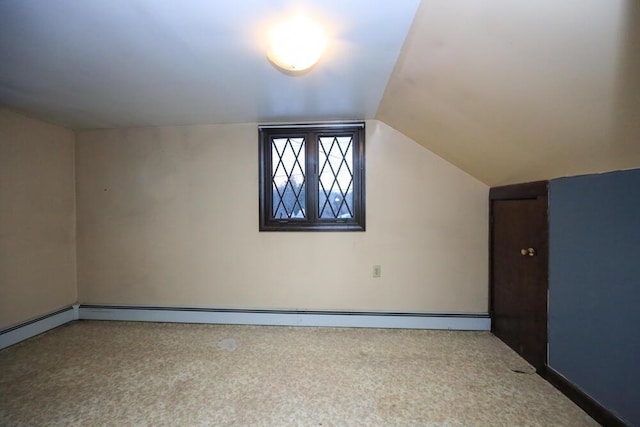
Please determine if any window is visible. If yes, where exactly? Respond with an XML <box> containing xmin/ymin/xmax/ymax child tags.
<box><xmin>259</xmin><ymin>123</ymin><xmax>365</xmax><ymax>231</ymax></box>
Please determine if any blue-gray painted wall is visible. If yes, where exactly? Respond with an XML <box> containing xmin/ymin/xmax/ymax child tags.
<box><xmin>549</xmin><ymin>169</ymin><xmax>640</xmax><ymax>426</ymax></box>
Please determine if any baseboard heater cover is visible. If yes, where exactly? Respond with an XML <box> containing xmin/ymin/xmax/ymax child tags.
<box><xmin>0</xmin><ymin>305</ymin><xmax>490</xmax><ymax>350</ymax></box>
<box><xmin>78</xmin><ymin>305</ymin><xmax>491</xmax><ymax>330</ymax></box>
<box><xmin>0</xmin><ymin>305</ymin><xmax>78</xmax><ymax>350</ymax></box>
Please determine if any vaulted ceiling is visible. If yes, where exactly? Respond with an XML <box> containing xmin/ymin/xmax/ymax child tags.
<box><xmin>1</xmin><ymin>0</ymin><xmax>638</xmax><ymax>186</ymax></box>
<box><xmin>378</xmin><ymin>0</ymin><xmax>640</xmax><ymax>185</ymax></box>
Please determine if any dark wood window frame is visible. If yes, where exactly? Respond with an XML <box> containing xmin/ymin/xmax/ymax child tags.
<box><xmin>259</xmin><ymin>123</ymin><xmax>366</xmax><ymax>231</ymax></box>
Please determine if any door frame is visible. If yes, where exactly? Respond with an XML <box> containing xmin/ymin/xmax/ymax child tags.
<box><xmin>489</xmin><ymin>180</ymin><xmax>549</xmax><ymax>369</ymax></box>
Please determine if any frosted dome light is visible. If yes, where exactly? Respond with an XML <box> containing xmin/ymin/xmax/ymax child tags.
<box><xmin>267</xmin><ymin>15</ymin><xmax>327</xmax><ymax>73</ymax></box>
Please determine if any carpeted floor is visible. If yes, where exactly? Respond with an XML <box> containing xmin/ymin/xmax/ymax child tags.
<box><xmin>0</xmin><ymin>321</ymin><xmax>597</xmax><ymax>426</ymax></box>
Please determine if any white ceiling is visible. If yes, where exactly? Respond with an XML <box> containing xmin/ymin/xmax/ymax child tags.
<box><xmin>1</xmin><ymin>0</ymin><xmax>639</xmax><ymax>186</ymax></box>
<box><xmin>0</xmin><ymin>0</ymin><xmax>419</xmax><ymax>128</ymax></box>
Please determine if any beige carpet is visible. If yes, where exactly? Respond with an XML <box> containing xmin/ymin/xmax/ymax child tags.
<box><xmin>0</xmin><ymin>321</ymin><xmax>597</xmax><ymax>426</ymax></box>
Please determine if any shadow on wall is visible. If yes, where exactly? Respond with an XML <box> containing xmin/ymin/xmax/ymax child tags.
<box><xmin>612</xmin><ymin>0</ymin><xmax>640</xmax><ymax>157</ymax></box>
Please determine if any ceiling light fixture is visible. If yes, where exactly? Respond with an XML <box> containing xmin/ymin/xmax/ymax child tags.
<box><xmin>267</xmin><ymin>14</ymin><xmax>327</xmax><ymax>74</ymax></box>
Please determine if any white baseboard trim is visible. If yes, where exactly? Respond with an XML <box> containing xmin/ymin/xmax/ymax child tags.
<box><xmin>0</xmin><ymin>305</ymin><xmax>490</xmax><ymax>350</ymax></box>
<box><xmin>0</xmin><ymin>305</ymin><xmax>77</xmax><ymax>350</ymax></box>
<box><xmin>79</xmin><ymin>305</ymin><xmax>491</xmax><ymax>331</ymax></box>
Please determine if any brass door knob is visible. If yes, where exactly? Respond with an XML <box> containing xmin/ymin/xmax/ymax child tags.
<box><xmin>520</xmin><ymin>248</ymin><xmax>536</xmax><ymax>257</ymax></box>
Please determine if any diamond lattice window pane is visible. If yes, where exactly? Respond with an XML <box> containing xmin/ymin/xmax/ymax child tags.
<box><xmin>318</xmin><ymin>136</ymin><xmax>353</xmax><ymax>219</ymax></box>
<box><xmin>272</xmin><ymin>137</ymin><xmax>306</xmax><ymax>219</ymax></box>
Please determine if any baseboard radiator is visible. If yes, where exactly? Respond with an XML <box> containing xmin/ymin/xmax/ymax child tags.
<box><xmin>1</xmin><ymin>304</ymin><xmax>489</xmax><ymax>350</ymax></box>
<box><xmin>0</xmin><ymin>305</ymin><xmax>78</xmax><ymax>350</ymax></box>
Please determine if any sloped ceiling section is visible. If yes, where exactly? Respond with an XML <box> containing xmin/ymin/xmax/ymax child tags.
<box><xmin>1</xmin><ymin>0</ymin><xmax>638</xmax><ymax>186</ymax></box>
<box><xmin>377</xmin><ymin>0</ymin><xmax>640</xmax><ymax>186</ymax></box>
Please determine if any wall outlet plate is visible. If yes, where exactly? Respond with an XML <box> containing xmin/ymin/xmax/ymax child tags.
<box><xmin>373</xmin><ymin>265</ymin><xmax>381</xmax><ymax>278</ymax></box>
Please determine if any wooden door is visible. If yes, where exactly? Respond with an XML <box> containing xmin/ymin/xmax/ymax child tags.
<box><xmin>490</xmin><ymin>182</ymin><xmax>548</xmax><ymax>372</ymax></box>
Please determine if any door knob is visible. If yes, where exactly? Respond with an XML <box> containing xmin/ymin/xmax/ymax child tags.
<box><xmin>520</xmin><ymin>248</ymin><xmax>536</xmax><ymax>257</ymax></box>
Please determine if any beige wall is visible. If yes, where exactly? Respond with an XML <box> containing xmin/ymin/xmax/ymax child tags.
<box><xmin>76</xmin><ymin>120</ymin><xmax>488</xmax><ymax>313</ymax></box>
<box><xmin>0</xmin><ymin>108</ymin><xmax>77</xmax><ymax>329</ymax></box>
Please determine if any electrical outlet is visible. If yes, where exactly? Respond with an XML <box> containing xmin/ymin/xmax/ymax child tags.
<box><xmin>372</xmin><ymin>265</ymin><xmax>381</xmax><ymax>278</ymax></box>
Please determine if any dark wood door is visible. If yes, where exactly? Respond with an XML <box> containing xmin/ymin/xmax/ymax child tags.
<box><xmin>490</xmin><ymin>184</ymin><xmax>548</xmax><ymax>372</ymax></box>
